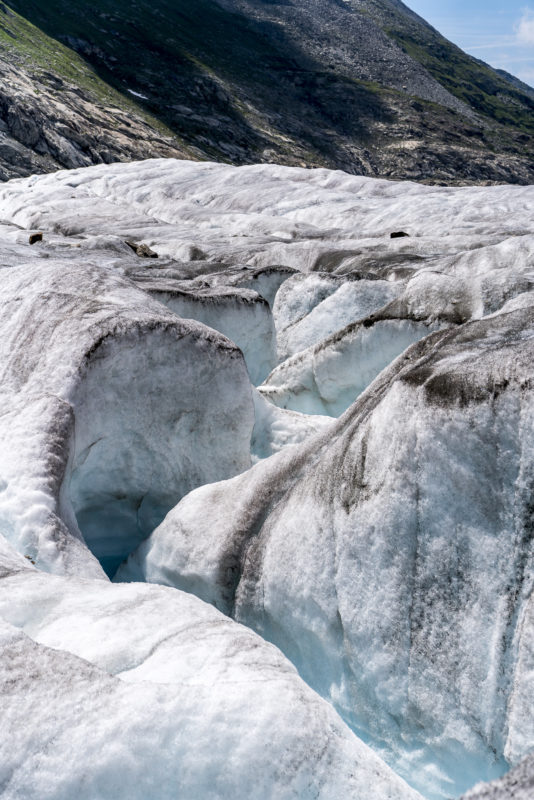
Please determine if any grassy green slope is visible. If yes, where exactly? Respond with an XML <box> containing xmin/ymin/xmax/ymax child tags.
<box><xmin>2</xmin><ymin>0</ymin><xmax>533</xmax><ymax>182</ymax></box>
<box><xmin>369</xmin><ymin>0</ymin><xmax>534</xmax><ymax>135</ymax></box>
<box><xmin>4</xmin><ymin>0</ymin><xmax>283</xmax><ymax>143</ymax></box>
<box><xmin>391</xmin><ymin>31</ymin><xmax>534</xmax><ymax>134</ymax></box>
<box><xmin>0</xmin><ymin>2</ymin><xmax>182</xmax><ymax>141</ymax></box>
<box><xmin>3</xmin><ymin>0</ymin><xmax>397</xmax><ymax>163</ymax></box>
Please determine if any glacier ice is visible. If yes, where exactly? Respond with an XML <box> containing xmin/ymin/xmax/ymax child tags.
<box><xmin>0</xmin><ymin>158</ymin><xmax>533</xmax><ymax>800</ymax></box>
<box><xmin>186</xmin><ymin>264</ymin><xmax>298</xmax><ymax>308</ymax></box>
<box><xmin>260</xmin><ymin>316</ymin><xmax>442</xmax><ymax>416</ymax></box>
<box><xmin>0</xmin><ymin>540</ymin><xmax>421</xmax><ymax>800</ymax></box>
<box><xmin>121</xmin><ymin>306</ymin><xmax>534</xmax><ymax>800</ymax></box>
<box><xmin>140</xmin><ymin>280</ymin><xmax>277</xmax><ymax>385</ymax></box>
<box><xmin>274</xmin><ymin>274</ymin><xmax>401</xmax><ymax>360</ymax></box>
<box><xmin>459</xmin><ymin>751</ymin><xmax>534</xmax><ymax>800</ymax></box>
<box><xmin>250</xmin><ymin>388</ymin><xmax>333</xmax><ymax>461</ymax></box>
<box><xmin>1</xmin><ymin>159</ymin><xmax>533</xmax><ymax>273</ymax></box>
<box><xmin>0</xmin><ymin>260</ymin><xmax>253</xmax><ymax>577</ymax></box>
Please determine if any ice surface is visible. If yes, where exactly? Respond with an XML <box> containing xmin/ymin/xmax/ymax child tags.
<box><xmin>123</xmin><ymin>306</ymin><xmax>534</xmax><ymax>800</ymax></box>
<box><xmin>0</xmin><ymin>539</ymin><xmax>422</xmax><ymax>800</ymax></box>
<box><xmin>250</xmin><ymin>389</ymin><xmax>333</xmax><ymax>461</ymax></box>
<box><xmin>275</xmin><ymin>275</ymin><xmax>401</xmax><ymax>360</ymax></box>
<box><xmin>0</xmin><ymin>261</ymin><xmax>253</xmax><ymax>577</ymax></box>
<box><xmin>1</xmin><ymin>159</ymin><xmax>533</xmax><ymax>274</ymax></box>
<box><xmin>459</xmin><ymin>752</ymin><xmax>534</xmax><ymax>800</ymax></box>
<box><xmin>274</xmin><ymin>272</ymin><xmax>343</xmax><ymax>339</ymax></box>
<box><xmin>260</xmin><ymin>317</ymin><xmax>442</xmax><ymax>416</ymax></box>
<box><xmin>142</xmin><ymin>282</ymin><xmax>277</xmax><ymax>384</ymax></box>
<box><xmin>0</xmin><ymin>159</ymin><xmax>533</xmax><ymax>800</ymax></box>
<box><xmin>193</xmin><ymin>264</ymin><xmax>298</xmax><ymax>308</ymax></box>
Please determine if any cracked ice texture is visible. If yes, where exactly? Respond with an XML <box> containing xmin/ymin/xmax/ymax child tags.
<box><xmin>0</xmin><ymin>160</ymin><xmax>534</xmax><ymax>799</ymax></box>
<box><xmin>122</xmin><ymin>307</ymin><xmax>534</xmax><ymax>800</ymax></box>
<box><xmin>0</xmin><ymin>261</ymin><xmax>254</xmax><ymax>577</ymax></box>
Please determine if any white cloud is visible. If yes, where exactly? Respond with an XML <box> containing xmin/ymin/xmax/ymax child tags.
<box><xmin>467</xmin><ymin>38</ymin><xmax>517</xmax><ymax>51</ymax></box>
<box><xmin>517</xmin><ymin>9</ymin><xmax>534</xmax><ymax>44</ymax></box>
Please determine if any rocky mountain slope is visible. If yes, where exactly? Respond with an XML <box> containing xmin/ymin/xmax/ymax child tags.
<box><xmin>1</xmin><ymin>0</ymin><xmax>534</xmax><ymax>183</ymax></box>
<box><xmin>0</xmin><ymin>158</ymin><xmax>533</xmax><ymax>798</ymax></box>
<box><xmin>0</xmin><ymin>3</ymin><xmax>191</xmax><ymax>180</ymax></box>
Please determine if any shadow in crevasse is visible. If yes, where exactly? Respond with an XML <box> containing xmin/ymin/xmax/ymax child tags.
<box><xmin>7</xmin><ymin>0</ymin><xmax>393</xmax><ymax>166</ymax></box>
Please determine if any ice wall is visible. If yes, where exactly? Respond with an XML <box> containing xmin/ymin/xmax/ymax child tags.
<box><xmin>122</xmin><ymin>307</ymin><xmax>534</xmax><ymax>799</ymax></box>
<box><xmin>0</xmin><ymin>261</ymin><xmax>253</xmax><ymax>577</ymax></box>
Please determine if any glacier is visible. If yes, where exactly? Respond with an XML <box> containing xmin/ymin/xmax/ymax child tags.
<box><xmin>120</xmin><ymin>305</ymin><xmax>534</xmax><ymax>798</ymax></box>
<box><xmin>0</xmin><ymin>259</ymin><xmax>254</xmax><ymax>578</ymax></box>
<box><xmin>0</xmin><ymin>541</ymin><xmax>421</xmax><ymax>800</ymax></box>
<box><xmin>274</xmin><ymin>273</ymin><xmax>401</xmax><ymax>361</ymax></box>
<box><xmin>0</xmin><ymin>158</ymin><xmax>533</xmax><ymax>800</ymax></box>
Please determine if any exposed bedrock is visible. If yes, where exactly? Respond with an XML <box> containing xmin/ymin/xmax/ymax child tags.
<box><xmin>120</xmin><ymin>306</ymin><xmax>534</xmax><ymax>799</ymax></box>
<box><xmin>0</xmin><ymin>262</ymin><xmax>253</xmax><ymax>577</ymax></box>
<box><xmin>0</xmin><ymin>545</ymin><xmax>422</xmax><ymax>800</ymax></box>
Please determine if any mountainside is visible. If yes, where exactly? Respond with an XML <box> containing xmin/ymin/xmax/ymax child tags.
<box><xmin>1</xmin><ymin>0</ymin><xmax>534</xmax><ymax>183</ymax></box>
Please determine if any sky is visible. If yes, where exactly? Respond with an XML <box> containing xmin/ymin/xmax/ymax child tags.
<box><xmin>405</xmin><ymin>0</ymin><xmax>534</xmax><ymax>87</ymax></box>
